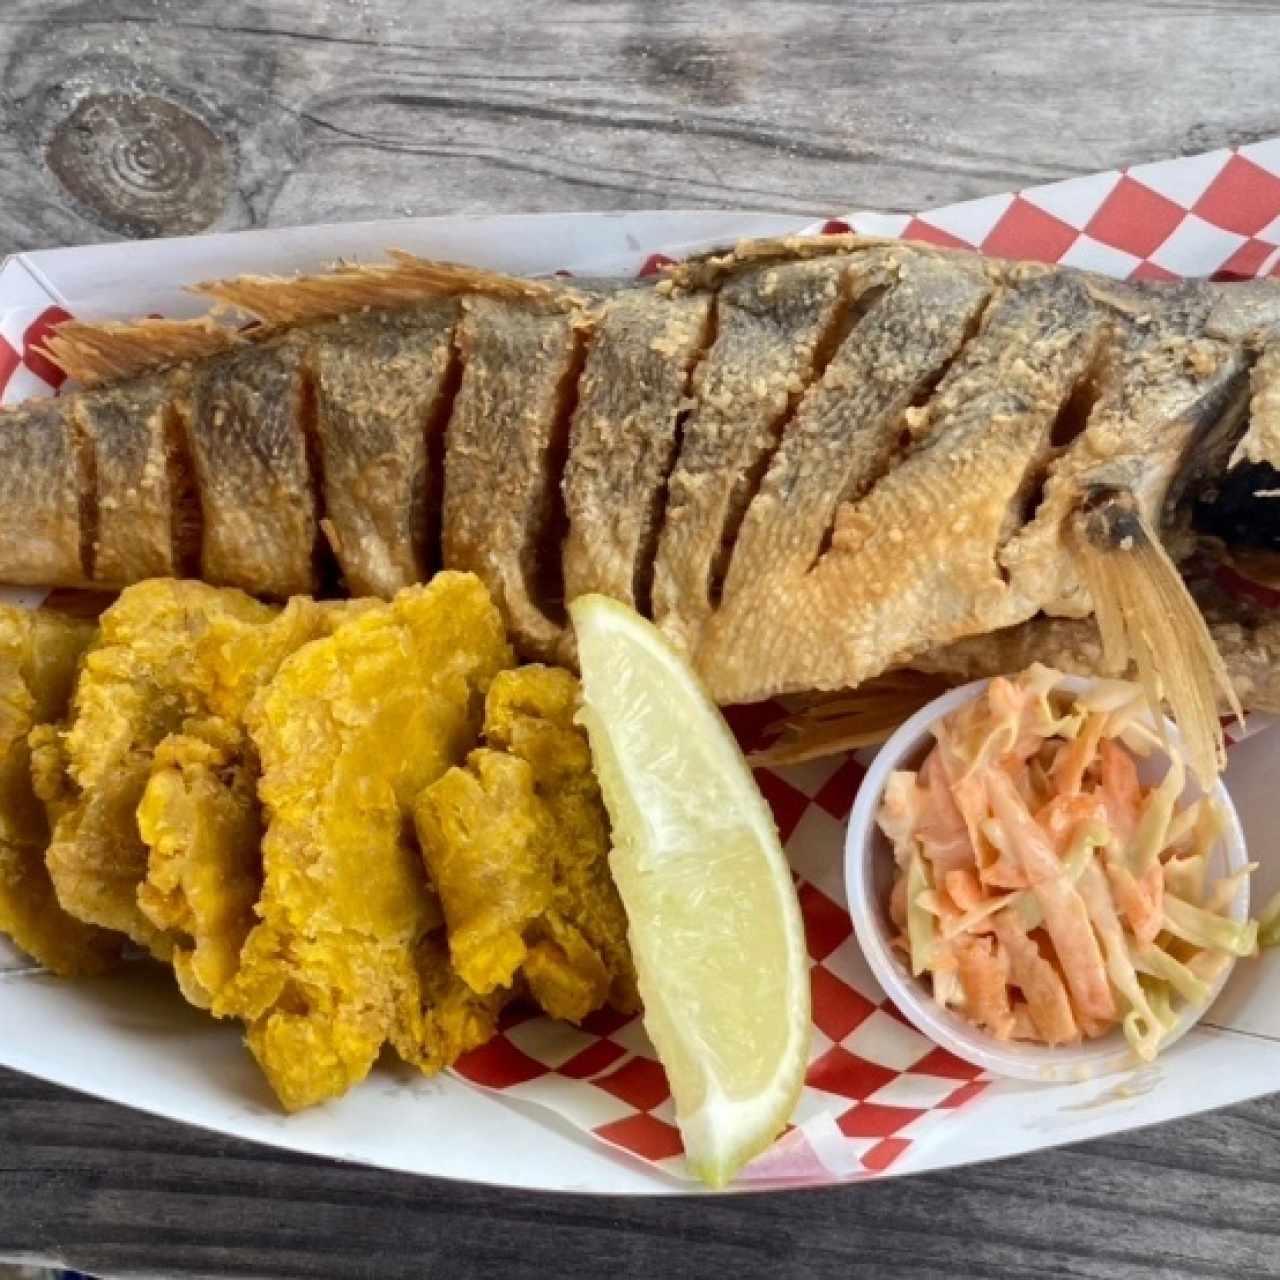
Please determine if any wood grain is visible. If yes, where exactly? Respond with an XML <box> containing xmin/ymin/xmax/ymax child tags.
<box><xmin>5</xmin><ymin>1067</ymin><xmax>1280</xmax><ymax>1280</ymax></box>
<box><xmin>3</xmin><ymin>0</ymin><xmax>1280</xmax><ymax>252</ymax></box>
<box><xmin>5</xmin><ymin>2</ymin><xmax>1280</xmax><ymax>1277</ymax></box>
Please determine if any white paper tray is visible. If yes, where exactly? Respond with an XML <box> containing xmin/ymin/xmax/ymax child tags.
<box><xmin>2</xmin><ymin>208</ymin><xmax>1278</xmax><ymax>1195</ymax></box>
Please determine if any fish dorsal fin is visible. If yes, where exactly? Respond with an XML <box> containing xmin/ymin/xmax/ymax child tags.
<box><xmin>37</xmin><ymin>315</ymin><xmax>240</xmax><ymax>387</ymax></box>
<box><xmin>1072</xmin><ymin>488</ymin><xmax>1242</xmax><ymax>788</ymax></box>
<box><xmin>39</xmin><ymin>253</ymin><xmax>582</xmax><ymax>388</ymax></box>
<box><xmin>193</xmin><ymin>252</ymin><xmax>577</xmax><ymax>325</ymax></box>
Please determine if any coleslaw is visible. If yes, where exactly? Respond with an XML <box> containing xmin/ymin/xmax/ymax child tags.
<box><xmin>876</xmin><ymin>665</ymin><xmax>1259</xmax><ymax>1060</ymax></box>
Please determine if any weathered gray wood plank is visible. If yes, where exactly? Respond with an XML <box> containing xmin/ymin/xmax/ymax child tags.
<box><xmin>4</xmin><ymin>2</ymin><xmax>1280</xmax><ymax>1277</ymax></box>
<box><xmin>5</xmin><ymin>1067</ymin><xmax>1280</xmax><ymax>1280</ymax></box>
<box><xmin>3</xmin><ymin>0</ymin><xmax>1280</xmax><ymax>253</ymax></box>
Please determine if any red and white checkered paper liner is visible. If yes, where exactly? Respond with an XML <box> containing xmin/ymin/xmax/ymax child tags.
<box><xmin>4</xmin><ymin>141</ymin><xmax>1280</xmax><ymax>1185</ymax></box>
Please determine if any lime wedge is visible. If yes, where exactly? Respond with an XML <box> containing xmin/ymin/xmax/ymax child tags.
<box><xmin>570</xmin><ymin>595</ymin><xmax>811</xmax><ymax>1187</ymax></box>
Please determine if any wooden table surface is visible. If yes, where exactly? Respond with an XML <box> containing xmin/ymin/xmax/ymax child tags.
<box><xmin>4</xmin><ymin>2</ymin><xmax>1280</xmax><ymax>1276</ymax></box>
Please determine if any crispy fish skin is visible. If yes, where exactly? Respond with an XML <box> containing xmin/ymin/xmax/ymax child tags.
<box><xmin>416</xmin><ymin>665</ymin><xmax>637</xmax><ymax>1022</ymax></box>
<box><xmin>1230</xmin><ymin>343</ymin><xmax>1280</xmax><ymax>470</ymax></box>
<box><xmin>75</xmin><ymin>374</ymin><xmax>184</xmax><ymax>584</ymax></box>
<box><xmin>1001</xmin><ymin>280</ymin><xmax>1248</xmax><ymax>616</ymax></box>
<box><xmin>184</xmin><ymin>341</ymin><xmax>317</xmax><ymax>599</ymax></box>
<box><xmin>653</xmin><ymin>256</ymin><xmax>850</xmax><ymax>650</ymax></box>
<box><xmin>443</xmin><ymin>298</ymin><xmax>582</xmax><ymax>663</ymax></box>
<box><xmin>307</xmin><ymin>304</ymin><xmax>459</xmax><ymax>597</ymax></box>
<box><xmin>0</xmin><ymin>608</ymin><xmax>119</xmax><ymax>976</ymax></box>
<box><xmin>215</xmin><ymin>574</ymin><xmax>513</xmax><ymax>1111</ymax></box>
<box><xmin>719</xmin><ymin>250</ymin><xmax>991</xmax><ymax>606</ymax></box>
<box><xmin>0</xmin><ymin>398</ymin><xmax>84</xmax><ymax>586</ymax></box>
<box><xmin>698</xmin><ymin>272</ymin><xmax>1106</xmax><ymax>701</ymax></box>
<box><xmin>561</xmin><ymin>288</ymin><xmax>713</xmax><ymax>614</ymax></box>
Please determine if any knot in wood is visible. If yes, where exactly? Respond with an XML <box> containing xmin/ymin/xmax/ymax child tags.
<box><xmin>46</xmin><ymin>94</ymin><xmax>230</xmax><ymax>238</ymax></box>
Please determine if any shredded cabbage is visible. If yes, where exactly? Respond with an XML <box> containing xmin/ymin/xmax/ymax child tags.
<box><xmin>1163</xmin><ymin>895</ymin><xmax>1259</xmax><ymax>958</ymax></box>
<box><xmin>933</xmin><ymin>967</ymin><xmax>964</xmax><ymax>1009</ymax></box>
<box><xmin>1142</xmin><ymin>979</ymin><xmax>1178</xmax><ymax>1030</ymax></box>
<box><xmin>1162</xmin><ymin>799</ymin><xmax>1201</xmax><ymax>853</ymax></box>
<box><xmin>906</xmin><ymin>848</ymin><xmax>937</xmax><ymax>977</ymax></box>
<box><xmin>942</xmin><ymin>890</ymin><xmax>1021</xmax><ymax>939</ymax></box>
<box><xmin>1162</xmin><ymin>853</ymin><xmax>1207</xmax><ymax>908</ymax></box>
<box><xmin>1204</xmin><ymin>863</ymin><xmax>1258</xmax><ymax>917</ymax></box>
<box><xmin>1076</xmin><ymin>680</ymin><xmax>1144</xmax><ymax>716</ymax></box>
<box><xmin>1190</xmin><ymin>798</ymin><xmax>1227</xmax><ymax>861</ymax></box>
<box><xmin>1117</xmin><ymin>723</ymin><xmax>1160</xmax><ymax>758</ymax></box>
<box><xmin>1077</xmin><ymin>860</ymin><xmax>1165</xmax><ymax>1061</ymax></box>
<box><xmin>1258</xmin><ymin>891</ymin><xmax>1280</xmax><ymax>950</ymax></box>
<box><xmin>1128</xmin><ymin>751</ymin><xmax>1186</xmax><ymax>875</ymax></box>
<box><xmin>879</xmin><ymin>771</ymin><xmax>923</xmax><ymax>862</ymax></box>
<box><xmin>1132</xmin><ymin>943</ymin><xmax>1210</xmax><ymax>1005</ymax></box>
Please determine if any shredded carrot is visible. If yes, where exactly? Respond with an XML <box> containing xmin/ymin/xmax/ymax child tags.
<box><xmin>987</xmin><ymin>770</ymin><xmax>1114</xmax><ymax>1023</ymax></box>
<box><xmin>916</xmin><ymin>747</ymin><xmax>977</xmax><ymax>872</ymax></box>
<box><xmin>954</xmin><ymin>934</ymin><xmax>1015</xmax><ymax>1039</ymax></box>
<box><xmin>1105</xmin><ymin>858</ymin><xmax>1162</xmax><ymax>946</ymax></box>
<box><xmin>993</xmin><ymin>912</ymin><xmax>1079</xmax><ymax>1045</ymax></box>
<box><xmin>1036</xmin><ymin>792</ymin><xmax>1109</xmax><ymax>855</ymax></box>
<box><xmin>944</xmin><ymin>867</ymin><xmax>986</xmax><ymax>914</ymax></box>
<box><xmin>1099</xmin><ymin>737</ymin><xmax>1142</xmax><ymax>845</ymax></box>
<box><xmin>1052</xmin><ymin>712</ymin><xmax>1107</xmax><ymax>796</ymax></box>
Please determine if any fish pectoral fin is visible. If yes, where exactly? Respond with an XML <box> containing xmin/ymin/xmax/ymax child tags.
<box><xmin>1072</xmin><ymin>487</ymin><xmax>1242</xmax><ymax>788</ymax></box>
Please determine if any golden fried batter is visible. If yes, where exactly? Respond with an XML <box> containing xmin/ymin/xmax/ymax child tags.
<box><xmin>394</xmin><ymin>933</ymin><xmax>509</xmax><ymax>1078</ymax></box>
<box><xmin>40</xmin><ymin>581</ymin><xmax>364</xmax><ymax>968</ymax></box>
<box><xmin>133</xmin><ymin>595</ymin><xmax>375</xmax><ymax>1008</ymax></box>
<box><xmin>40</xmin><ymin>581</ymin><xmax>276</xmax><ymax>954</ymax></box>
<box><xmin>136</xmin><ymin>718</ymin><xmax>261</xmax><ymax>1009</ymax></box>
<box><xmin>416</xmin><ymin>665</ymin><xmax>638</xmax><ymax>1023</ymax></box>
<box><xmin>215</xmin><ymin>574</ymin><xmax>514</xmax><ymax>1112</ymax></box>
<box><xmin>0</xmin><ymin>607</ymin><xmax>119</xmax><ymax>976</ymax></box>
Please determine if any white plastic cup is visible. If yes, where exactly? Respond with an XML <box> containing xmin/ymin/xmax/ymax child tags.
<box><xmin>844</xmin><ymin>676</ymin><xmax>1250</xmax><ymax>1083</ymax></box>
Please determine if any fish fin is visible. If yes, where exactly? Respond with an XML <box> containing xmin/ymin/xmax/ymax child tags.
<box><xmin>749</xmin><ymin>670</ymin><xmax>954</xmax><ymax>766</ymax></box>
<box><xmin>43</xmin><ymin>255</ymin><xmax>582</xmax><ymax>384</ymax></box>
<box><xmin>194</xmin><ymin>253</ymin><xmax>575</xmax><ymax>325</ymax></box>
<box><xmin>668</xmin><ymin>233</ymin><xmax>1002</xmax><ymax>292</ymax></box>
<box><xmin>1072</xmin><ymin>488</ymin><xmax>1242</xmax><ymax>788</ymax></box>
<box><xmin>38</xmin><ymin>316</ymin><xmax>238</xmax><ymax>387</ymax></box>
<box><xmin>385</xmin><ymin>252</ymin><xmax>581</xmax><ymax>305</ymax></box>
<box><xmin>669</xmin><ymin>234</ymin><xmax>879</xmax><ymax>291</ymax></box>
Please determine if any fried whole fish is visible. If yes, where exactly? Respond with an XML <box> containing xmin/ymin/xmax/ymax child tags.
<box><xmin>13</xmin><ymin>237</ymin><xmax>1280</xmax><ymax>782</ymax></box>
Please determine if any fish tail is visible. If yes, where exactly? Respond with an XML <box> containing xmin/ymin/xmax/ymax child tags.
<box><xmin>1072</xmin><ymin>487</ymin><xmax>1242</xmax><ymax>788</ymax></box>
